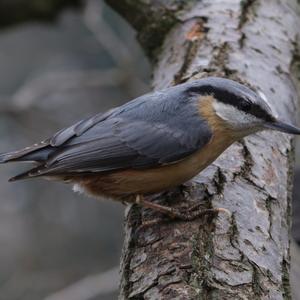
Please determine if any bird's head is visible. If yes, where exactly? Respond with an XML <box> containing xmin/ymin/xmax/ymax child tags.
<box><xmin>190</xmin><ymin>77</ymin><xmax>300</xmax><ymax>137</ymax></box>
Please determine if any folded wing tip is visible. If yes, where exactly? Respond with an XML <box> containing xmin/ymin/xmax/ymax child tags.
<box><xmin>8</xmin><ymin>176</ymin><xmax>18</xmax><ymax>182</ymax></box>
<box><xmin>0</xmin><ymin>153</ymin><xmax>11</xmax><ymax>163</ymax></box>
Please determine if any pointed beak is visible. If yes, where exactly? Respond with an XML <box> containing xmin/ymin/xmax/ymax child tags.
<box><xmin>264</xmin><ymin>120</ymin><xmax>300</xmax><ymax>135</ymax></box>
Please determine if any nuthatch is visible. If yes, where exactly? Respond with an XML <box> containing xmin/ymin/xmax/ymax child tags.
<box><xmin>1</xmin><ymin>77</ymin><xmax>300</xmax><ymax>220</ymax></box>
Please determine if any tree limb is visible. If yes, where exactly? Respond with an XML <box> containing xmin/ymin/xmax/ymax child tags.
<box><xmin>106</xmin><ymin>0</ymin><xmax>300</xmax><ymax>299</ymax></box>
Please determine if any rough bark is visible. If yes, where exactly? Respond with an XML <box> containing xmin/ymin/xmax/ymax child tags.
<box><xmin>106</xmin><ymin>0</ymin><xmax>300</xmax><ymax>299</ymax></box>
<box><xmin>0</xmin><ymin>0</ymin><xmax>82</xmax><ymax>28</ymax></box>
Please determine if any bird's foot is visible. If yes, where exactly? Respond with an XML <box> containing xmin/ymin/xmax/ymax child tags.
<box><xmin>135</xmin><ymin>195</ymin><xmax>230</xmax><ymax>226</ymax></box>
<box><xmin>173</xmin><ymin>203</ymin><xmax>231</xmax><ymax>221</ymax></box>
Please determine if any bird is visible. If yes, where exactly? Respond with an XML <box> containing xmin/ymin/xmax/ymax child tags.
<box><xmin>1</xmin><ymin>77</ymin><xmax>300</xmax><ymax>220</ymax></box>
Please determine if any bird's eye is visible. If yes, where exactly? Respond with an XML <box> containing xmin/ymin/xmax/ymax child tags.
<box><xmin>240</xmin><ymin>101</ymin><xmax>251</xmax><ymax>112</ymax></box>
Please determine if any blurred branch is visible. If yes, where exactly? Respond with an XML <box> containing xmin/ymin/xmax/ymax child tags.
<box><xmin>83</xmin><ymin>0</ymin><xmax>132</xmax><ymax>67</ymax></box>
<box><xmin>104</xmin><ymin>0</ymin><xmax>183</xmax><ymax>58</ymax></box>
<box><xmin>12</xmin><ymin>69</ymin><xmax>125</xmax><ymax>109</ymax></box>
<box><xmin>82</xmin><ymin>0</ymin><xmax>149</xmax><ymax>94</ymax></box>
<box><xmin>0</xmin><ymin>69</ymin><xmax>126</xmax><ymax>113</ymax></box>
<box><xmin>44</xmin><ymin>266</ymin><xmax>119</xmax><ymax>300</ymax></box>
<box><xmin>0</xmin><ymin>0</ymin><xmax>82</xmax><ymax>28</ymax></box>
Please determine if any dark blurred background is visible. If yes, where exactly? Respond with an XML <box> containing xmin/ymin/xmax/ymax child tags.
<box><xmin>0</xmin><ymin>1</ymin><xmax>150</xmax><ymax>299</ymax></box>
<box><xmin>0</xmin><ymin>1</ymin><xmax>299</xmax><ymax>300</ymax></box>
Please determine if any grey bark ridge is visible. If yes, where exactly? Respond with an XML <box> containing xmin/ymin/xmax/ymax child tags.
<box><xmin>105</xmin><ymin>0</ymin><xmax>300</xmax><ymax>299</ymax></box>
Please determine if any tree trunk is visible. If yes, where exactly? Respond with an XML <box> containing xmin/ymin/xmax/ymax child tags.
<box><xmin>105</xmin><ymin>0</ymin><xmax>300</xmax><ymax>299</ymax></box>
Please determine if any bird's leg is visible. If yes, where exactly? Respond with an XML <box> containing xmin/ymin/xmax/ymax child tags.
<box><xmin>135</xmin><ymin>195</ymin><xmax>230</xmax><ymax>222</ymax></box>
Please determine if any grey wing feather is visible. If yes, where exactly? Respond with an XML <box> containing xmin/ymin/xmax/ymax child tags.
<box><xmin>4</xmin><ymin>82</ymin><xmax>212</xmax><ymax>180</ymax></box>
<box><xmin>50</xmin><ymin>111</ymin><xmax>111</xmax><ymax>146</ymax></box>
<box><xmin>0</xmin><ymin>139</ymin><xmax>51</xmax><ymax>163</ymax></box>
<box><xmin>44</xmin><ymin>118</ymin><xmax>202</xmax><ymax>174</ymax></box>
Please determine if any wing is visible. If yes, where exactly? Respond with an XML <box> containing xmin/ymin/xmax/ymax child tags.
<box><xmin>43</xmin><ymin>120</ymin><xmax>210</xmax><ymax>175</ymax></box>
<box><xmin>5</xmin><ymin>84</ymin><xmax>213</xmax><ymax>180</ymax></box>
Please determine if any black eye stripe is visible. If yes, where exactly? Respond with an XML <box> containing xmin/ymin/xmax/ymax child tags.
<box><xmin>187</xmin><ymin>84</ymin><xmax>274</xmax><ymax>122</ymax></box>
<box><xmin>240</xmin><ymin>101</ymin><xmax>274</xmax><ymax>121</ymax></box>
<box><xmin>214</xmin><ymin>90</ymin><xmax>274</xmax><ymax>122</ymax></box>
<box><xmin>239</xmin><ymin>101</ymin><xmax>252</xmax><ymax>112</ymax></box>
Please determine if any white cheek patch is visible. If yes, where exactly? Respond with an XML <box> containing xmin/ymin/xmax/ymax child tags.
<box><xmin>212</xmin><ymin>100</ymin><xmax>260</xmax><ymax>129</ymax></box>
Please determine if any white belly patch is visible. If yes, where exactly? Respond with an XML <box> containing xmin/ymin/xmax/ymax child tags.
<box><xmin>72</xmin><ymin>183</ymin><xmax>86</xmax><ymax>194</ymax></box>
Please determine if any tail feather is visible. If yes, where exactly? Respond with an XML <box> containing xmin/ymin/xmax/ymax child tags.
<box><xmin>9</xmin><ymin>165</ymin><xmax>45</xmax><ymax>182</ymax></box>
<box><xmin>0</xmin><ymin>140</ymin><xmax>52</xmax><ymax>164</ymax></box>
<box><xmin>0</xmin><ymin>152</ymin><xmax>11</xmax><ymax>163</ymax></box>
<box><xmin>1</xmin><ymin>140</ymin><xmax>55</xmax><ymax>182</ymax></box>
